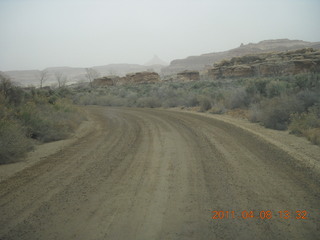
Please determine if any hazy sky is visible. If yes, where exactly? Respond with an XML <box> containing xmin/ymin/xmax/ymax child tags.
<box><xmin>1</xmin><ymin>0</ymin><xmax>319</xmax><ymax>71</ymax></box>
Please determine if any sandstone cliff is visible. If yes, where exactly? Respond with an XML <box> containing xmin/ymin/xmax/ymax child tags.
<box><xmin>161</xmin><ymin>39</ymin><xmax>320</xmax><ymax>76</ymax></box>
<box><xmin>92</xmin><ymin>76</ymin><xmax>119</xmax><ymax>87</ymax></box>
<box><xmin>206</xmin><ymin>48</ymin><xmax>320</xmax><ymax>79</ymax></box>
<box><xmin>93</xmin><ymin>71</ymin><xmax>160</xmax><ymax>87</ymax></box>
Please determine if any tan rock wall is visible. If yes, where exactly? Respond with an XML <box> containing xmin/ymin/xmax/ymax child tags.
<box><xmin>207</xmin><ymin>48</ymin><xmax>320</xmax><ymax>79</ymax></box>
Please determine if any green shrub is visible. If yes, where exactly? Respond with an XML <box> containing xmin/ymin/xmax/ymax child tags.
<box><xmin>136</xmin><ymin>97</ymin><xmax>161</xmax><ymax>108</ymax></box>
<box><xmin>185</xmin><ymin>95</ymin><xmax>199</xmax><ymax>107</ymax></box>
<box><xmin>291</xmin><ymin>73</ymin><xmax>320</xmax><ymax>91</ymax></box>
<box><xmin>265</xmin><ymin>80</ymin><xmax>287</xmax><ymax>98</ymax></box>
<box><xmin>296</xmin><ymin>90</ymin><xmax>320</xmax><ymax>110</ymax></box>
<box><xmin>245</xmin><ymin>78</ymin><xmax>269</xmax><ymax>97</ymax></box>
<box><xmin>198</xmin><ymin>96</ymin><xmax>212</xmax><ymax>112</ymax></box>
<box><xmin>226</xmin><ymin>88</ymin><xmax>249</xmax><ymax>109</ymax></box>
<box><xmin>249</xmin><ymin>95</ymin><xmax>304</xmax><ymax>130</ymax></box>
<box><xmin>209</xmin><ymin>102</ymin><xmax>227</xmax><ymax>114</ymax></box>
<box><xmin>16</xmin><ymin>100</ymin><xmax>82</xmax><ymax>143</ymax></box>
<box><xmin>305</xmin><ymin>128</ymin><xmax>320</xmax><ymax>145</ymax></box>
<box><xmin>289</xmin><ymin>106</ymin><xmax>320</xmax><ymax>134</ymax></box>
<box><xmin>289</xmin><ymin>105</ymin><xmax>320</xmax><ymax>145</ymax></box>
<box><xmin>162</xmin><ymin>97</ymin><xmax>180</xmax><ymax>108</ymax></box>
<box><xmin>0</xmin><ymin>120</ymin><xmax>33</xmax><ymax>164</ymax></box>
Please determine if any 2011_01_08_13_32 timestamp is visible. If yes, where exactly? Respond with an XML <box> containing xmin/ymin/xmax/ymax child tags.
<box><xmin>211</xmin><ymin>210</ymin><xmax>309</xmax><ymax>220</ymax></box>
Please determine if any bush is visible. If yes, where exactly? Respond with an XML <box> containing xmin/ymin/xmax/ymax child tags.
<box><xmin>289</xmin><ymin>106</ymin><xmax>320</xmax><ymax>134</ymax></box>
<box><xmin>226</xmin><ymin>88</ymin><xmax>249</xmax><ymax>109</ymax></box>
<box><xmin>265</xmin><ymin>80</ymin><xmax>287</xmax><ymax>98</ymax></box>
<box><xmin>305</xmin><ymin>128</ymin><xmax>320</xmax><ymax>145</ymax></box>
<box><xmin>162</xmin><ymin>97</ymin><xmax>180</xmax><ymax>108</ymax></box>
<box><xmin>198</xmin><ymin>96</ymin><xmax>212</xmax><ymax>112</ymax></box>
<box><xmin>136</xmin><ymin>97</ymin><xmax>161</xmax><ymax>108</ymax></box>
<box><xmin>296</xmin><ymin>90</ymin><xmax>320</xmax><ymax>110</ymax></box>
<box><xmin>245</xmin><ymin>78</ymin><xmax>269</xmax><ymax>97</ymax></box>
<box><xmin>209</xmin><ymin>102</ymin><xmax>227</xmax><ymax>114</ymax></box>
<box><xmin>249</xmin><ymin>95</ymin><xmax>304</xmax><ymax>130</ymax></box>
<box><xmin>0</xmin><ymin>120</ymin><xmax>33</xmax><ymax>164</ymax></box>
<box><xmin>291</xmin><ymin>73</ymin><xmax>320</xmax><ymax>91</ymax></box>
<box><xmin>16</xmin><ymin>100</ymin><xmax>82</xmax><ymax>143</ymax></box>
<box><xmin>289</xmin><ymin>105</ymin><xmax>320</xmax><ymax>145</ymax></box>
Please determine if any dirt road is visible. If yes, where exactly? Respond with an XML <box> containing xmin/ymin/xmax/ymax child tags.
<box><xmin>0</xmin><ymin>107</ymin><xmax>319</xmax><ymax>240</ymax></box>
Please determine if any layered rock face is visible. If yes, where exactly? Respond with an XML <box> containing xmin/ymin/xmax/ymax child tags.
<box><xmin>122</xmin><ymin>71</ymin><xmax>160</xmax><ymax>84</ymax></box>
<box><xmin>92</xmin><ymin>76</ymin><xmax>119</xmax><ymax>87</ymax></box>
<box><xmin>93</xmin><ymin>71</ymin><xmax>160</xmax><ymax>87</ymax></box>
<box><xmin>207</xmin><ymin>48</ymin><xmax>320</xmax><ymax>79</ymax></box>
<box><xmin>161</xmin><ymin>39</ymin><xmax>320</xmax><ymax>76</ymax></box>
<box><xmin>177</xmin><ymin>70</ymin><xmax>200</xmax><ymax>81</ymax></box>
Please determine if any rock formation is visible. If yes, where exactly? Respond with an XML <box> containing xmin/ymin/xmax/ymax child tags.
<box><xmin>93</xmin><ymin>71</ymin><xmax>160</xmax><ymax>87</ymax></box>
<box><xmin>120</xmin><ymin>72</ymin><xmax>160</xmax><ymax>84</ymax></box>
<box><xmin>176</xmin><ymin>70</ymin><xmax>200</xmax><ymax>81</ymax></box>
<box><xmin>206</xmin><ymin>48</ymin><xmax>320</xmax><ymax>79</ymax></box>
<box><xmin>92</xmin><ymin>76</ymin><xmax>119</xmax><ymax>87</ymax></box>
<box><xmin>161</xmin><ymin>39</ymin><xmax>320</xmax><ymax>76</ymax></box>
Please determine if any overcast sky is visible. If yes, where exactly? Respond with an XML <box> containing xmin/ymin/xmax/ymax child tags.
<box><xmin>0</xmin><ymin>0</ymin><xmax>319</xmax><ymax>71</ymax></box>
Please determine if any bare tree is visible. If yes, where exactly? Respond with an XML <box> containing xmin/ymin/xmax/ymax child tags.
<box><xmin>85</xmin><ymin>68</ymin><xmax>100</xmax><ymax>87</ymax></box>
<box><xmin>38</xmin><ymin>70</ymin><xmax>49</xmax><ymax>88</ymax></box>
<box><xmin>54</xmin><ymin>72</ymin><xmax>67</xmax><ymax>88</ymax></box>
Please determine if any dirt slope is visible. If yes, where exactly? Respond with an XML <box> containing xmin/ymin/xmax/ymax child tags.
<box><xmin>0</xmin><ymin>107</ymin><xmax>319</xmax><ymax>240</ymax></box>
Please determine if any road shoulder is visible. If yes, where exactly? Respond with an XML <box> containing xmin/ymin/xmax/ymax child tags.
<box><xmin>0</xmin><ymin>110</ymin><xmax>95</xmax><ymax>183</ymax></box>
<box><xmin>168</xmin><ymin>108</ymin><xmax>320</xmax><ymax>179</ymax></box>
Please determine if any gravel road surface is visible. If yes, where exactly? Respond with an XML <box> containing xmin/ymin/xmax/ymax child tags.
<box><xmin>0</xmin><ymin>107</ymin><xmax>319</xmax><ymax>240</ymax></box>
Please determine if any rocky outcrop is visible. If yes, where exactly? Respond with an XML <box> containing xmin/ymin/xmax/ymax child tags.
<box><xmin>93</xmin><ymin>71</ymin><xmax>160</xmax><ymax>87</ymax></box>
<box><xmin>206</xmin><ymin>48</ymin><xmax>320</xmax><ymax>79</ymax></box>
<box><xmin>121</xmin><ymin>72</ymin><xmax>160</xmax><ymax>84</ymax></box>
<box><xmin>92</xmin><ymin>76</ymin><xmax>119</xmax><ymax>87</ymax></box>
<box><xmin>177</xmin><ymin>70</ymin><xmax>200</xmax><ymax>81</ymax></box>
<box><xmin>161</xmin><ymin>39</ymin><xmax>320</xmax><ymax>76</ymax></box>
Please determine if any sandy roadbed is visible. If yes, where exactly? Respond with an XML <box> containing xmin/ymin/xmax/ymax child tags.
<box><xmin>170</xmin><ymin>108</ymin><xmax>320</xmax><ymax>181</ymax></box>
<box><xmin>0</xmin><ymin>106</ymin><xmax>319</xmax><ymax>240</ymax></box>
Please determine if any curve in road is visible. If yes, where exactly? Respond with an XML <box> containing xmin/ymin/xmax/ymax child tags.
<box><xmin>0</xmin><ymin>106</ymin><xmax>319</xmax><ymax>240</ymax></box>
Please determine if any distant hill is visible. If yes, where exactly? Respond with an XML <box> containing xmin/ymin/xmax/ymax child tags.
<box><xmin>4</xmin><ymin>39</ymin><xmax>320</xmax><ymax>86</ymax></box>
<box><xmin>3</xmin><ymin>70</ymin><xmax>41</xmax><ymax>86</ymax></box>
<box><xmin>3</xmin><ymin>64</ymin><xmax>163</xmax><ymax>87</ymax></box>
<box><xmin>161</xmin><ymin>39</ymin><xmax>320</xmax><ymax>75</ymax></box>
<box><xmin>3</xmin><ymin>67</ymin><xmax>87</xmax><ymax>87</ymax></box>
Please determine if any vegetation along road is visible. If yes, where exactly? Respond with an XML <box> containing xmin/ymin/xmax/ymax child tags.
<box><xmin>0</xmin><ymin>106</ymin><xmax>319</xmax><ymax>240</ymax></box>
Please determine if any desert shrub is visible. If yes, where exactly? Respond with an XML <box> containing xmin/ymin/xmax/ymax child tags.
<box><xmin>245</xmin><ymin>78</ymin><xmax>269</xmax><ymax>97</ymax></box>
<box><xmin>0</xmin><ymin>76</ymin><xmax>85</xmax><ymax>163</ymax></box>
<box><xmin>265</xmin><ymin>80</ymin><xmax>287</xmax><ymax>98</ymax></box>
<box><xmin>94</xmin><ymin>95</ymin><xmax>120</xmax><ymax>106</ymax></box>
<box><xmin>289</xmin><ymin>105</ymin><xmax>320</xmax><ymax>145</ymax></box>
<box><xmin>249</xmin><ymin>95</ymin><xmax>304</xmax><ymax>130</ymax></box>
<box><xmin>296</xmin><ymin>90</ymin><xmax>320</xmax><ymax>110</ymax></box>
<box><xmin>185</xmin><ymin>95</ymin><xmax>199</xmax><ymax>107</ymax></box>
<box><xmin>198</xmin><ymin>96</ymin><xmax>212</xmax><ymax>112</ymax></box>
<box><xmin>291</xmin><ymin>73</ymin><xmax>320</xmax><ymax>91</ymax></box>
<box><xmin>136</xmin><ymin>97</ymin><xmax>161</xmax><ymax>108</ymax></box>
<box><xmin>124</xmin><ymin>92</ymin><xmax>138</xmax><ymax>107</ymax></box>
<box><xmin>0</xmin><ymin>120</ymin><xmax>33</xmax><ymax>164</ymax></box>
<box><xmin>226</xmin><ymin>88</ymin><xmax>249</xmax><ymax>109</ymax></box>
<box><xmin>162</xmin><ymin>97</ymin><xmax>180</xmax><ymax>108</ymax></box>
<box><xmin>248</xmin><ymin>104</ymin><xmax>262</xmax><ymax>123</ymax></box>
<box><xmin>209</xmin><ymin>102</ymin><xmax>227</xmax><ymax>114</ymax></box>
<box><xmin>16</xmin><ymin>99</ymin><xmax>82</xmax><ymax>143</ymax></box>
<box><xmin>305</xmin><ymin>128</ymin><xmax>320</xmax><ymax>145</ymax></box>
<box><xmin>0</xmin><ymin>74</ymin><xmax>13</xmax><ymax>100</ymax></box>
